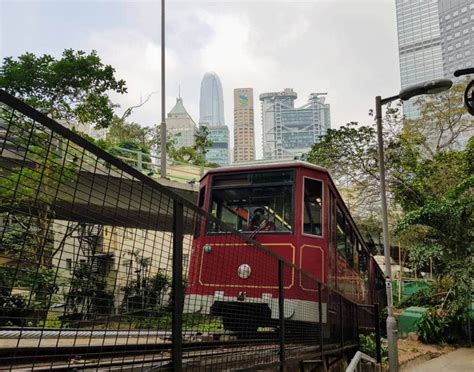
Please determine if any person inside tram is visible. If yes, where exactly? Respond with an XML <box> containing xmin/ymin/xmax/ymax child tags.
<box><xmin>248</xmin><ymin>207</ymin><xmax>276</xmax><ymax>232</ymax></box>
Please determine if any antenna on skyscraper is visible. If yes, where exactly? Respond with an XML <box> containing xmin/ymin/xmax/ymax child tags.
<box><xmin>178</xmin><ymin>84</ymin><xmax>181</xmax><ymax>99</ymax></box>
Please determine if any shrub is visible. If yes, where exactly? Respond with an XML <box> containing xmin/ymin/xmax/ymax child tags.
<box><xmin>359</xmin><ymin>333</ymin><xmax>388</xmax><ymax>362</ymax></box>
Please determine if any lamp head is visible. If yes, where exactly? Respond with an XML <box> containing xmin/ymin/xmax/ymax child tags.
<box><xmin>399</xmin><ymin>79</ymin><xmax>453</xmax><ymax>101</ymax></box>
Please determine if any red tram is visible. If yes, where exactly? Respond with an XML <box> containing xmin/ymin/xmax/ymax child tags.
<box><xmin>185</xmin><ymin>161</ymin><xmax>385</xmax><ymax>333</ymax></box>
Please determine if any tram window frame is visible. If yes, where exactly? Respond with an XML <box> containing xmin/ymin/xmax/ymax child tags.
<box><xmin>302</xmin><ymin>177</ymin><xmax>324</xmax><ymax>237</ymax></box>
<box><xmin>336</xmin><ymin>206</ymin><xmax>346</xmax><ymax>259</ymax></box>
<box><xmin>345</xmin><ymin>222</ymin><xmax>354</xmax><ymax>267</ymax></box>
<box><xmin>352</xmin><ymin>233</ymin><xmax>359</xmax><ymax>269</ymax></box>
<box><xmin>359</xmin><ymin>247</ymin><xmax>368</xmax><ymax>277</ymax></box>
<box><xmin>207</xmin><ymin>170</ymin><xmax>295</xmax><ymax>234</ymax></box>
<box><xmin>329</xmin><ymin>191</ymin><xmax>335</xmax><ymax>244</ymax></box>
<box><xmin>194</xmin><ymin>185</ymin><xmax>206</xmax><ymax>238</ymax></box>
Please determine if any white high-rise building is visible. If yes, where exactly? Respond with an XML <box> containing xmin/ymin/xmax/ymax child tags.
<box><xmin>260</xmin><ymin>89</ymin><xmax>331</xmax><ymax>160</ymax></box>
<box><xmin>166</xmin><ymin>97</ymin><xmax>197</xmax><ymax>148</ymax></box>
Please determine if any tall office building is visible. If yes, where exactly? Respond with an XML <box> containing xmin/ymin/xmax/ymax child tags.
<box><xmin>199</xmin><ymin>72</ymin><xmax>225</xmax><ymax>126</ymax></box>
<box><xmin>438</xmin><ymin>0</ymin><xmax>474</xmax><ymax>77</ymax></box>
<box><xmin>166</xmin><ymin>97</ymin><xmax>197</xmax><ymax>148</ymax></box>
<box><xmin>395</xmin><ymin>0</ymin><xmax>445</xmax><ymax>119</ymax></box>
<box><xmin>233</xmin><ymin>88</ymin><xmax>255</xmax><ymax>163</ymax></box>
<box><xmin>202</xmin><ymin>125</ymin><xmax>230</xmax><ymax>166</ymax></box>
<box><xmin>395</xmin><ymin>0</ymin><xmax>474</xmax><ymax>119</ymax></box>
<box><xmin>199</xmin><ymin>72</ymin><xmax>230</xmax><ymax>166</ymax></box>
<box><xmin>260</xmin><ymin>89</ymin><xmax>331</xmax><ymax>160</ymax></box>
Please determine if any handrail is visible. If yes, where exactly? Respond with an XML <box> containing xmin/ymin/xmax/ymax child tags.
<box><xmin>346</xmin><ymin>351</ymin><xmax>377</xmax><ymax>372</ymax></box>
<box><xmin>110</xmin><ymin>146</ymin><xmax>209</xmax><ymax>181</ymax></box>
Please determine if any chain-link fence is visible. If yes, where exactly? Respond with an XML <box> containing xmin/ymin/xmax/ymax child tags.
<box><xmin>0</xmin><ymin>89</ymin><xmax>380</xmax><ymax>370</ymax></box>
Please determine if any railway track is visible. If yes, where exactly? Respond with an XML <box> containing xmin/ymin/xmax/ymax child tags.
<box><xmin>1</xmin><ymin>336</ymin><xmax>280</xmax><ymax>370</ymax></box>
<box><xmin>1</xmin><ymin>338</ymin><xmax>357</xmax><ymax>371</ymax></box>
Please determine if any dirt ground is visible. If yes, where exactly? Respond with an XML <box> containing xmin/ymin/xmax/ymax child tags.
<box><xmin>398</xmin><ymin>337</ymin><xmax>455</xmax><ymax>366</ymax></box>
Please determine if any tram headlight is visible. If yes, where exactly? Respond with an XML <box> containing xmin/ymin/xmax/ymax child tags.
<box><xmin>237</xmin><ymin>264</ymin><xmax>251</xmax><ymax>279</ymax></box>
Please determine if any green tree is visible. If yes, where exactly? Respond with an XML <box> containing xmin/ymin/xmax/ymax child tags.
<box><xmin>192</xmin><ymin>125</ymin><xmax>214</xmax><ymax>167</ymax></box>
<box><xmin>0</xmin><ymin>49</ymin><xmax>127</xmax><ymax>128</ymax></box>
<box><xmin>395</xmin><ymin>137</ymin><xmax>473</xmax><ymax>280</ymax></box>
<box><xmin>120</xmin><ymin>250</ymin><xmax>170</xmax><ymax>313</ymax></box>
<box><xmin>65</xmin><ymin>262</ymin><xmax>114</xmax><ymax>319</ymax></box>
<box><xmin>402</xmin><ymin>78</ymin><xmax>473</xmax><ymax>157</ymax></box>
<box><xmin>307</xmin><ymin>80</ymin><xmax>473</xmax><ymax>341</ymax></box>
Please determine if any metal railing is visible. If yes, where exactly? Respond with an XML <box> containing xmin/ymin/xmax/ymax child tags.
<box><xmin>346</xmin><ymin>351</ymin><xmax>377</xmax><ymax>372</ymax></box>
<box><xmin>0</xmin><ymin>89</ymin><xmax>380</xmax><ymax>370</ymax></box>
<box><xmin>109</xmin><ymin>145</ymin><xmax>209</xmax><ymax>183</ymax></box>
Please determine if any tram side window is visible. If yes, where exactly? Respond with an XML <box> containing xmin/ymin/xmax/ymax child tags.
<box><xmin>353</xmin><ymin>237</ymin><xmax>360</xmax><ymax>269</ymax></box>
<box><xmin>194</xmin><ymin>186</ymin><xmax>206</xmax><ymax>238</ymax></box>
<box><xmin>303</xmin><ymin>178</ymin><xmax>323</xmax><ymax>236</ymax></box>
<box><xmin>336</xmin><ymin>207</ymin><xmax>346</xmax><ymax>257</ymax></box>
<box><xmin>359</xmin><ymin>249</ymin><xmax>368</xmax><ymax>277</ymax></box>
<box><xmin>345</xmin><ymin>222</ymin><xmax>354</xmax><ymax>266</ymax></box>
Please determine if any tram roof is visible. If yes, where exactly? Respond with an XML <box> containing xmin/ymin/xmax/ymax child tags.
<box><xmin>202</xmin><ymin>160</ymin><xmax>330</xmax><ymax>180</ymax></box>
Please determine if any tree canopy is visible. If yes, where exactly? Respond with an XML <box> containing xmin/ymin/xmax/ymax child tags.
<box><xmin>307</xmin><ymin>79</ymin><xmax>473</xmax><ymax>334</ymax></box>
<box><xmin>0</xmin><ymin>49</ymin><xmax>127</xmax><ymax>128</ymax></box>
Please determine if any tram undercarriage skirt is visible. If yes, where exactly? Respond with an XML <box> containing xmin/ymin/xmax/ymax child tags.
<box><xmin>210</xmin><ymin>301</ymin><xmax>272</xmax><ymax>332</ymax></box>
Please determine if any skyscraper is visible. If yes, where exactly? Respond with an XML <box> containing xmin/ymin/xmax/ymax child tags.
<box><xmin>199</xmin><ymin>72</ymin><xmax>225</xmax><ymax>126</ymax></box>
<box><xmin>438</xmin><ymin>0</ymin><xmax>474</xmax><ymax>77</ymax></box>
<box><xmin>204</xmin><ymin>125</ymin><xmax>230</xmax><ymax>166</ymax></box>
<box><xmin>260</xmin><ymin>89</ymin><xmax>331</xmax><ymax>160</ymax></box>
<box><xmin>395</xmin><ymin>0</ymin><xmax>474</xmax><ymax>119</ymax></box>
<box><xmin>166</xmin><ymin>97</ymin><xmax>197</xmax><ymax>148</ymax></box>
<box><xmin>395</xmin><ymin>0</ymin><xmax>445</xmax><ymax>119</ymax></box>
<box><xmin>233</xmin><ymin>88</ymin><xmax>255</xmax><ymax>163</ymax></box>
<box><xmin>199</xmin><ymin>71</ymin><xmax>229</xmax><ymax>166</ymax></box>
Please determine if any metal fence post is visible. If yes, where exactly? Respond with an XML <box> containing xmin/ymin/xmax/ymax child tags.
<box><xmin>355</xmin><ymin>304</ymin><xmax>359</xmax><ymax>345</ymax></box>
<box><xmin>374</xmin><ymin>303</ymin><xmax>382</xmax><ymax>364</ymax></box>
<box><xmin>340</xmin><ymin>295</ymin><xmax>344</xmax><ymax>352</ymax></box>
<box><xmin>172</xmin><ymin>200</ymin><xmax>184</xmax><ymax>371</ymax></box>
<box><xmin>318</xmin><ymin>283</ymin><xmax>323</xmax><ymax>355</ymax></box>
<box><xmin>278</xmin><ymin>259</ymin><xmax>285</xmax><ymax>371</ymax></box>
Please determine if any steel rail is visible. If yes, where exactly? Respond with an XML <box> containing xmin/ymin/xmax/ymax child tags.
<box><xmin>0</xmin><ymin>337</ymin><xmax>285</xmax><ymax>367</ymax></box>
<box><xmin>6</xmin><ymin>339</ymin><xmax>358</xmax><ymax>370</ymax></box>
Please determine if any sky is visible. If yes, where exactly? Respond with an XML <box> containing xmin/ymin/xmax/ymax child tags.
<box><xmin>0</xmin><ymin>0</ymin><xmax>401</xmax><ymax>159</ymax></box>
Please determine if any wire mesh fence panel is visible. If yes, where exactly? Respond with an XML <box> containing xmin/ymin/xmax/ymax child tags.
<box><xmin>0</xmin><ymin>90</ymin><xmax>381</xmax><ymax>370</ymax></box>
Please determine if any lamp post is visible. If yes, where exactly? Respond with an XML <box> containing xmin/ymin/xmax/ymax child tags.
<box><xmin>160</xmin><ymin>0</ymin><xmax>167</xmax><ymax>178</ymax></box>
<box><xmin>375</xmin><ymin>78</ymin><xmax>452</xmax><ymax>372</ymax></box>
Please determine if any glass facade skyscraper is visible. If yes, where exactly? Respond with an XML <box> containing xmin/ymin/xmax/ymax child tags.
<box><xmin>199</xmin><ymin>72</ymin><xmax>225</xmax><ymax>126</ymax></box>
<box><xmin>199</xmin><ymin>71</ymin><xmax>229</xmax><ymax>166</ymax></box>
<box><xmin>260</xmin><ymin>89</ymin><xmax>331</xmax><ymax>160</ymax></box>
<box><xmin>438</xmin><ymin>0</ymin><xmax>474</xmax><ymax>77</ymax></box>
<box><xmin>204</xmin><ymin>125</ymin><xmax>230</xmax><ymax>166</ymax></box>
<box><xmin>396</xmin><ymin>0</ymin><xmax>474</xmax><ymax>119</ymax></box>
<box><xmin>396</xmin><ymin>0</ymin><xmax>445</xmax><ymax>119</ymax></box>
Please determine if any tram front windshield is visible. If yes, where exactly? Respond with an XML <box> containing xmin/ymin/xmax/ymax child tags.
<box><xmin>207</xmin><ymin>170</ymin><xmax>294</xmax><ymax>234</ymax></box>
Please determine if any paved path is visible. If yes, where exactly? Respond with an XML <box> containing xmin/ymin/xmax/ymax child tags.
<box><xmin>403</xmin><ymin>348</ymin><xmax>473</xmax><ymax>371</ymax></box>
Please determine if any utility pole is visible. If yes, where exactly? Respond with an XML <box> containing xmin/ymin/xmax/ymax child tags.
<box><xmin>160</xmin><ymin>0</ymin><xmax>167</xmax><ymax>178</ymax></box>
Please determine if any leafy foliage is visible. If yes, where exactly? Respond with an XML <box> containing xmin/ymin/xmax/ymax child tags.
<box><xmin>307</xmin><ymin>80</ymin><xmax>473</xmax><ymax>343</ymax></box>
<box><xmin>121</xmin><ymin>270</ymin><xmax>170</xmax><ymax>313</ymax></box>
<box><xmin>397</xmin><ymin>278</ymin><xmax>471</xmax><ymax>343</ymax></box>
<box><xmin>359</xmin><ymin>333</ymin><xmax>388</xmax><ymax>362</ymax></box>
<box><xmin>0</xmin><ymin>49</ymin><xmax>127</xmax><ymax>128</ymax></box>
<box><xmin>169</xmin><ymin>125</ymin><xmax>216</xmax><ymax>167</ymax></box>
<box><xmin>416</xmin><ymin>308</ymin><xmax>450</xmax><ymax>344</ymax></box>
<box><xmin>64</xmin><ymin>262</ymin><xmax>114</xmax><ymax>319</ymax></box>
